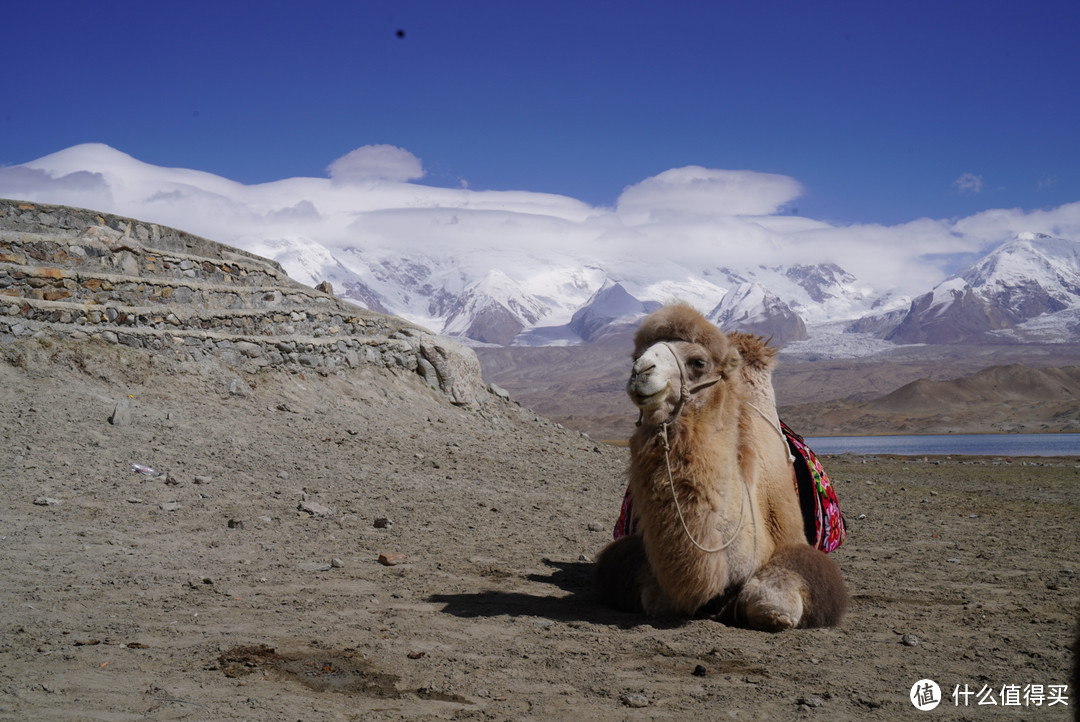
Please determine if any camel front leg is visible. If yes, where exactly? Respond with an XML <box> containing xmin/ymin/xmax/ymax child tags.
<box><xmin>594</xmin><ymin>534</ymin><xmax>679</xmax><ymax>617</ymax></box>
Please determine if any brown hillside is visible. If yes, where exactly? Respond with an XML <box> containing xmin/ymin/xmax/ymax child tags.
<box><xmin>780</xmin><ymin>364</ymin><xmax>1080</xmax><ymax>435</ymax></box>
<box><xmin>479</xmin><ymin>342</ymin><xmax>1080</xmax><ymax>440</ymax></box>
<box><xmin>868</xmin><ymin>364</ymin><xmax>1080</xmax><ymax>413</ymax></box>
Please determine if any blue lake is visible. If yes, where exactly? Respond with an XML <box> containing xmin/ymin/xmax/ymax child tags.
<box><xmin>804</xmin><ymin>433</ymin><xmax>1080</xmax><ymax>457</ymax></box>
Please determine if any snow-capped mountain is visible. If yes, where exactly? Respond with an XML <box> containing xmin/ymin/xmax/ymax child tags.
<box><xmin>559</xmin><ymin>280</ymin><xmax>660</xmax><ymax>345</ymax></box>
<box><xmin>961</xmin><ymin>232</ymin><xmax>1080</xmax><ymax>320</ymax></box>
<box><xmin>440</xmin><ymin>270</ymin><xmax>549</xmax><ymax>346</ymax></box>
<box><xmin>6</xmin><ymin>143</ymin><xmax>1080</xmax><ymax>353</ymax></box>
<box><xmin>706</xmin><ymin>282</ymin><xmax>808</xmax><ymax>346</ymax></box>
<box><xmin>887</xmin><ymin>232</ymin><xmax>1080</xmax><ymax>344</ymax></box>
<box><xmin>507</xmin><ymin>280</ymin><xmax>654</xmax><ymax>347</ymax></box>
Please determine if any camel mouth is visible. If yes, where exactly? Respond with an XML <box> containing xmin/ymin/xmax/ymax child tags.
<box><xmin>629</xmin><ymin>384</ymin><xmax>670</xmax><ymax>408</ymax></box>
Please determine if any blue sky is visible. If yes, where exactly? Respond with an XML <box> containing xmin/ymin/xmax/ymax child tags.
<box><xmin>3</xmin><ymin>0</ymin><xmax>1078</xmax><ymax>226</ymax></box>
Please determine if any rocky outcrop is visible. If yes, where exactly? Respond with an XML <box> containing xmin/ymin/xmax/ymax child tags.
<box><xmin>0</xmin><ymin>198</ymin><xmax>487</xmax><ymax>406</ymax></box>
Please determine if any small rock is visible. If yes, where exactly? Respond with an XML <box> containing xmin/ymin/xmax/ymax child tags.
<box><xmin>227</xmin><ymin>519</ymin><xmax>244</xmax><ymax>529</ymax></box>
<box><xmin>692</xmin><ymin>664</ymin><xmax>707</xmax><ymax>677</ymax></box>
<box><xmin>109</xmin><ymin>398</ymin><xmax>133</xmax><ymax>426</ymax></box>
<box><xmin>797</xmin><ymin>696</ymin><xmax>825</xmax><ymax>708</ymax></box>
<box><xmin>330</xmin><ymin>558</ymin><xmax>344</xmax><ymax>568</ymax></box>
<box><xmin>159</xmin><ymin>502</ymin><xmax>181</xmax><ymax>512</ymax></box>
<box><xmin>33</xmin><ymin>497</ymin><xmax>62</xmax><ymax>506</ymax></box>
<box><xmin>193</xmin><ymin>475</ymin><xmax>212</xmax><ymax>484</ymax></box>
<box><xmin>620</xmin><ymin>693</ymin><xmax>649</xmax><ymax>708</ymax></box>
<box><xmin>901</xmin><ymin>634</ymin><xmax>919</xmax><ymax>647</ymax></box>
<box><xmin>373</xmin><ymin>517</ymin><xmax>393</xmax><ymax>529</ymax></box>
<box><xmin>225</xmin><ymin>377</ymin><xmax>248</xmax><ymax>397</ymax></box>
<box><xmin>315</xmin><ymin>280</ymin><xmax>334</xmax><ymax>295</ymax></box>
<box><xmin>298</xmin><ymin>500</ymin><xmax>332</xmax><ymax>516</ymax></box>
<box><xmin>379</xmin><ymin>552</ymin><xmax>406</xmax><ymax>566</ymax></box>
<box><xmin>587</xmin><ymin>521</ymin><xmax>605</xmax><ymax>532</ymax></box>
<box><xmin>299</xmin><ymin>561</ymin><xmax>333</xmax><ymax>572</ymax></box>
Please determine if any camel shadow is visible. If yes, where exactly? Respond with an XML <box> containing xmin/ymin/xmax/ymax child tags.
<box><xmin>427</xmin><ymin>558</ymin><xmax>682</xmax><ymax>629</ymax></box>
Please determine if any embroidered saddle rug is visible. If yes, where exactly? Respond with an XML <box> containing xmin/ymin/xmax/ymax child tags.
<box><xmin>613</xmin><ymin>420</ymin><xmax>846</xmax><ymax>553</ymax></box>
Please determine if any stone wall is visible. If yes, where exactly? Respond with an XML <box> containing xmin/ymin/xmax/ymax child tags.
<box><xmin>0</xmin><ymin>198</ymin><xmax>487</xmax><ymax>406</ymax></box>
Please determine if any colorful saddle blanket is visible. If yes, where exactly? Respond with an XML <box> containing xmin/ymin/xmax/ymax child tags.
<box><xmin>613</xmin><ymin>420</ymin><xmax>846</xmax><ymax>553</ymax></box>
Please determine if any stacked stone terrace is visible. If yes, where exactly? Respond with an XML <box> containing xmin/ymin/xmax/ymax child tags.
<box><xmin>0</xmin><ymin>198</ymin><xmax>485</xmax><ymax>405</ymax></box>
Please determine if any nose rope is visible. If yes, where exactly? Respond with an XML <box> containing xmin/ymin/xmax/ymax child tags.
<box><xmin>660</xmin><ymin>420</ymin><xmax>749</xmax><ymax>554</ymax></box>
<box><xmin>640</xmin><ymin>342</ymin><xmax>785</xmax><ymax>555</ymax></box>
<box><xmin>656</xmin><ymin>342</ymin><xmax>747</xmax><ymax>554</ymax></box>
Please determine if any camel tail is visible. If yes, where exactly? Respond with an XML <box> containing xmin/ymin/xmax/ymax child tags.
<box><xmin>593</xmin><ymin>534</ymin><xmax>647</xmax><ymax>614</ymax></box>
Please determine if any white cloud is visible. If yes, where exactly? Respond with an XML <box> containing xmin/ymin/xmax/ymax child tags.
<box><xmin>326</xmin><ymin>144</ymin><xmax>425</xmax><ymax>183</ymax></box>
<box><xmin>616</xmin><ymin>166</ymin><xmax>804</xmax><ymax>221</ymax></box>
<box><xmin>953</xmin><ymin>172</ymin><xmax>984</xmax><ymax>195</ymax></box>
<box><xmin>7</xmin><ymin>143</ymin><xmax>1080</xmax><ymax>322</ymax></box>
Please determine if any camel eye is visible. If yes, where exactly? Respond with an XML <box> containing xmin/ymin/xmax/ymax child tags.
<box><xmin>687</xmin><ymin>357</ymin><xmax>707</xmax><ymax>371</ymax></box>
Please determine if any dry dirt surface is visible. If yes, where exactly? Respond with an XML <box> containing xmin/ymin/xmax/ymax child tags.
<box><xmin>1</xmin><ymin>336</ymin><xmax>1078</xmax><ymax>721</ymax></box>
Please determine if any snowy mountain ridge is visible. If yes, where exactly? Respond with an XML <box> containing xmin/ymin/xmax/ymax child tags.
<box><xmin>886</xmin><ymin>232</ymin><xmax>1080</xmax><ymax>344</ymax></box>
<box><xmin>6</xmin><ymin>143</ymin><xmax>1080</xmax><ymax>352</ymax></box>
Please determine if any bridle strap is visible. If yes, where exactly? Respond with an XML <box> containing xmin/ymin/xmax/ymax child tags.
<box><xmin>657</xmin><ymin>341</ymin><xmax>724</xmax><ymax>417</ymax></box>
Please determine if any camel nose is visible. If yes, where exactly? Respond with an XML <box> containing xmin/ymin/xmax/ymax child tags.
<box><xmin>629</xmin><ymin>358</ymin><xmax>656</xmax><ymax>385</ymax></box>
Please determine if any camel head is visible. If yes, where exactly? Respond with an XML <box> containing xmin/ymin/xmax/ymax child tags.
<box><xmin>627</xmin><ymin>304</ymin><xmax>742</xmax><ymax>427</ymax></box>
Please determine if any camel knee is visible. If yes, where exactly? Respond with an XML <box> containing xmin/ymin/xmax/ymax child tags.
<box><xmin>741</xmin><ymin>544</ymin><xmax>847</xmax><ymax>630</ymax></box>
<box><xmin>595</xmin><ymin>535</ymin><xmax>684</xmax><ymax>617</ymax></box>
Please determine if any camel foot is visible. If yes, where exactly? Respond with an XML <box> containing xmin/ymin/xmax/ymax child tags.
<box><xmin>738</xmin><ymin>544</ymin><xmax>848</xmax><ymax>630</ymax></box>
<box><xmin>737</xmin><ymin>572</ymin><xmax>804</xmax><ymax>631</ymax></box>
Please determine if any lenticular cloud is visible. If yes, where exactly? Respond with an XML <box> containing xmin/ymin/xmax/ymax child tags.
<box><xmin>615</xmin><ymin>166</ymin><xmax>804</xmax><ymax>221</ymax></box>
<box><xmin>327</xmin><ymin>145</ymin><xmax>425</xmax><ymax>183</ymax></box>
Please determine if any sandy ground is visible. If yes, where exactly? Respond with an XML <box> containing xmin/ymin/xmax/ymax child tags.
<box><xmin>1</xmin><ymin>336</ymin><xmax>1077</xmax><ymax>720</ymax></box>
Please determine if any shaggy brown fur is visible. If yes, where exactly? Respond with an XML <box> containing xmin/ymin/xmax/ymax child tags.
<box><xmin>596</xmin><ymin>303</ymin><xmax>847</xmax><ymax>630</ymax></box>
<box><xmin>738</xmin><ymin>544</ymin><xmax>850</xmax><ymax>629</ymax></box>
<box><xmin>728</xmin><ymin>331</ymin><xmax>778</xmax><ymax>371</ymax></box>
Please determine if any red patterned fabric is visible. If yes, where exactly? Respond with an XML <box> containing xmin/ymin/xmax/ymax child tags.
<box><xmin>612</xmin><ymin>421</ymin><xmax>846</xmax><ymax>553</ymax></box>
<box><xmin>781</xmin><ymin>420</ymin><xmax>846</xmax><ymax>553</ymax></box>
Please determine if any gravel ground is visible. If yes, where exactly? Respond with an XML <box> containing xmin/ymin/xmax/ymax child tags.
<box><xmin>1</xmin><ymin>336</ymin><xmax>1077</xmax><ymax>720</ymax></box>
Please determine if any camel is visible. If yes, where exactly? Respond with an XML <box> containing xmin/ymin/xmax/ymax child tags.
<box><xmin>595</xmin><ymin>303</ymin><xmax>847</xmax><ymax>630</ymax></box>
